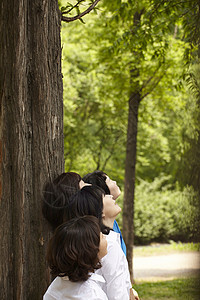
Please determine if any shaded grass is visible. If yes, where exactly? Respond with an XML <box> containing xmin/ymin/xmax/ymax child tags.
<box><xmin>134</xmin><ymin>242</ymin><xmax>200</xmax><ymax>257</ymax></box>
<box><xmin>133</xmin><ymin>277</ymin><xmax>200</xmax><ymax>300</ymax></box>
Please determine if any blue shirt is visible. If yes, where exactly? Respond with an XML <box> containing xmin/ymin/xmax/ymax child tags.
<box><xmin>113</xmin><ymin>220</ymin><xmax>126</xmax><ymax>256</ymax></box>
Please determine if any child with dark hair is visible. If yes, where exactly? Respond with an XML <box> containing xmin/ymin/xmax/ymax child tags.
<box><xmin>44</xmin><ymin>216</ymin><xmax>108</xmax><ymax>300</ymax></box>
<box><xmin>83</xmin><ymin>170</ymin><xmax>126</xmax><ymax>255</ymax></box>
<box><xmin>42</xmin><ymin>172</ymin><xmax>89</xmax><ymax>230</ymax></box>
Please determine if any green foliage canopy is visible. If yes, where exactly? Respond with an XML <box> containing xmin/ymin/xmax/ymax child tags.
<box><xmin>61</xmin><ymin>0</ymin><xmax>200</xmax><ymax>243</ymax></box>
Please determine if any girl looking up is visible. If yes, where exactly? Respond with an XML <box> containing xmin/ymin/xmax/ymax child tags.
<box><xmin>43</xmin><ymin>216</ymin><xmax>108</xmax><ymax>300</ymax></box>
<box><xmin>83</xmin><ymin>170</ymin><xmax>126</xmax><ymax>255</ymax></box>
<box><xmin>42</xmin><ymin>172</ymin><xmax>89</xmax><ymax>230</ymax></box>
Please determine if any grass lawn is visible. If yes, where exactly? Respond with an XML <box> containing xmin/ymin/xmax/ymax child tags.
<box><xmin>134</xmin><ymin>242</ymin><xmax>200</xmax><ymax>257</ymax></box>
<box><xmin>133</xmin><ymin>277</ymin><xmax>200</xmax><ymax>300</ymax></box>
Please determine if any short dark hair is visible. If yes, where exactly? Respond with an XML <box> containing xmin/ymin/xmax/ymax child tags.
<box><xmin>68</xmin><ymin>185</ymin><xmax>110</xmax><ymax>234</ymax></box>
<box><xmin>42</xmin><ymin>172</ymin><xmax>81</xmax><ymax>230</ymax></box>
<box><xmin>83</xmin><ymin>171</ymin><xmax>110</xmax><ymax>194</ymax></box>
<box><xmin>47</xmin><ymin>216</ymin><xmax>102</xmax><ymax>282</ymax></box>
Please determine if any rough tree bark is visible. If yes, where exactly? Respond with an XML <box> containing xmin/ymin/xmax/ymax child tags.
<box><xmin>0</xmin><ymin>0</ymin><xmax>64</xmax><ymax>299</ymax></box>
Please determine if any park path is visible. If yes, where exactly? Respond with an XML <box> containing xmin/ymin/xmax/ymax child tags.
<box><xmin>133</xmin><ymin>252</ymin><xmax>200</xmax><ymax>280</ymax></box>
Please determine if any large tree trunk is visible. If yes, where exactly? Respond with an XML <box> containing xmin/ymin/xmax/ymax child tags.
<box><xmin>123</xmin><ymin>91</ymin><xmax>140</xmax><ymax>282</ymax></box>
<box><xmin>0</xmin><ymin>1</ymin><xmax>64</xmax><ymax>299</ymax></box>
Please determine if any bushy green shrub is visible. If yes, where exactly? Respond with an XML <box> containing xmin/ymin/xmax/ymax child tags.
<box><xmin>134</xmin><ymin>176</ymin><xmax>200</xmax><ymax>244</ymax></box>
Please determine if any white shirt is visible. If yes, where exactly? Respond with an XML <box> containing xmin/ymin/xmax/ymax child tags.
<box><xmin>43</xmin><ymin>273</ymin><xmax>108</xmax><ymax>300</ymax></box>
<box><xmin>96</xmin><ymin>230</ymin><xmax>132</xmax><ymax>300</ymax></box>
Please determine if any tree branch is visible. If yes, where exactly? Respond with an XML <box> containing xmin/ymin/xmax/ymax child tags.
<box><xmin>141</xmin><ymin>73</ymin><xmax>164</xmax><ymax>100</ymax></box>
<box><xmin>62</xmin><ymin>0</ymin><xmax>86</xmax><ymax>15</ymax></box>
<box><xmin>61</xmin><ymin>0</ymin><xmax>101</xmax><ymax>23</ymax></box>
<box><xmin>140</xmin><ymin>64</ymin><xmax>161</xmax><ymax>92</ymax></box>
<box><xmin>101</xmin><ymin>135</ymin><xmax>120</xmax><ymax>170</ymax></box>
<box><xmin>148</xmin><ymin>0</ymin><xmax>191</xmax><ymax>21</ymax></box>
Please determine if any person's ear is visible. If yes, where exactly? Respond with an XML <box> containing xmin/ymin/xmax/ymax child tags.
<box><xmin>102</xmin><ymin>212</ymin><xmax>105</xmax><ymax>218</ymax></box>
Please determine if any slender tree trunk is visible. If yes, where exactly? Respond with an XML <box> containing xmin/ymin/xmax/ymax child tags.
<box><xmin>123</xmin><ymin>91</ymin><xmax>140</xmax><ymax>282</ymax></box>
<box><xmin>123</xmin><ymin>10</ymin><xmax>144</xmax><ymax>282</ymax></box>
<box><xmin>0</xmin><ymin>1</ymin><xmax>64</xmax><ymax>299</ymax></box>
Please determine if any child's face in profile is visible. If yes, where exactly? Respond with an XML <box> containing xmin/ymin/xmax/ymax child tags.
<box><xmin>105</xmin><ymin>176</ymin><xmax>121</xmax><ymax>200</ymax></box>
<box><xmin>102</xmin><ymin>194</ymin><xmax>121</xmax><ymax>219</ymax></box>
<box><xmin>98</xmin><ymin>233</ymin><xmax>107</xmax><ymax>259</ymax></box>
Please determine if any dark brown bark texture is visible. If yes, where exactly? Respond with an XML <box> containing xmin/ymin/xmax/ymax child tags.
<box><xmin>123</xmin><ymin>91</ymin><xmax>140</xmax><ymax>282</ymax></box>
<box><xmin>0</xmin><ymin>1</ymin><xmax>64</xmax><ymax>299</ymax></box>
